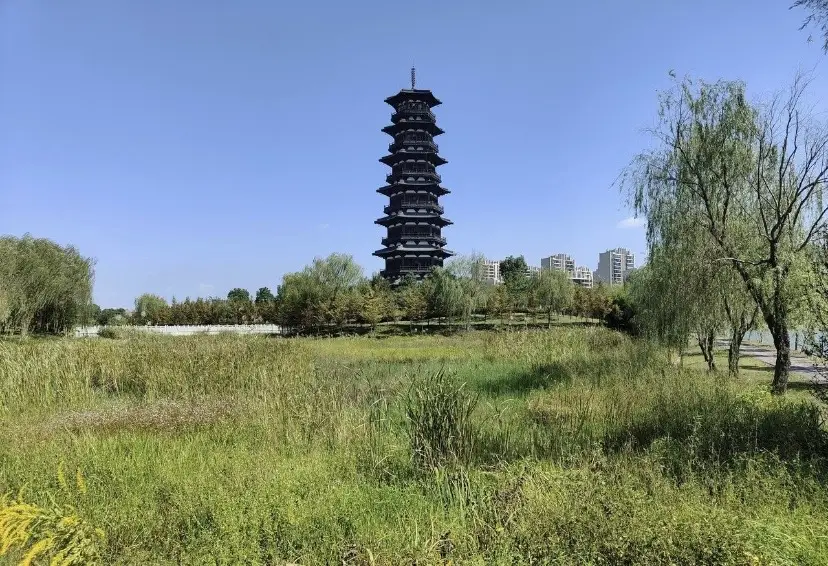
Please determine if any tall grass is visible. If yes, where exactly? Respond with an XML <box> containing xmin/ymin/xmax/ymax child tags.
<box><xmin>1</xmin><ymin>328</ymin><xmax>827</xmax><ymax>563</ymax></box>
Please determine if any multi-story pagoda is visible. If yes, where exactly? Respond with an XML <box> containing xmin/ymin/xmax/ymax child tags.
<box><xmin>374</xmin><ymin>68</ymin><xmax>453</xmax><ymax>282</ymax></box>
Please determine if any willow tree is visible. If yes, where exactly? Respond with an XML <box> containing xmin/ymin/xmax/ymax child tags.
<box><xmin>446</xmin><ymin>253</ymin><xmax>487</xmax><ymax>329</ymax></box>
<box><xmin>625</xmin><ymin>75</ymin><xmax>828</xmax><ymax>393</ymax></box>
<box><xmin>627</xmin><ymin>251</ymin><xmax>696</xmax><ymax>366</ymax></box>
<box><xmin>530</xmin><ymin>268</ymin><xmax>574</xmax><ymax>328</ymax></box>
<box><xmin>793</xmin><ymin>0</ymin><xmax>828</xmax><ymax>52</ymax></box>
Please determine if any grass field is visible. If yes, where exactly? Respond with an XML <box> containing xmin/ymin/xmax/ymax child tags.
<box><xmin>1</xmin><ymin>327</ymin><xmax>828</xmax><ymax>564</ymax></box>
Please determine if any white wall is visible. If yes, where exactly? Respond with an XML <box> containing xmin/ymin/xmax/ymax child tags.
<box><xmin>74</xmin><ymin>324</ymin><xmax>282</xmax><ymax>337</ymax></box>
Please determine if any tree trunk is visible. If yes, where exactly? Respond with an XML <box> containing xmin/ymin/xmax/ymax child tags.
<box><xmin>771</xmin><ymin>321</ymin><xmax>791</xmax><ymax>394</ymax></box>
<box><xmin>728</xmin><ymin>329</ymin><xmax>743</xmax><ymax>376</ymax></box>
<box><xmin>547</xmin><ymin>308</ymin><xmax>552</xmax><ymax>329</ymax></box>
<box><xmin>697</xmin><ymin>331</ymin><xmax>716</xmax><ymax>371</ymax></box>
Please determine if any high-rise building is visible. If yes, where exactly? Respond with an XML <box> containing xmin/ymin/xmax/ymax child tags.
<box><xmin>541</xmin><ymin>253</ymin><xmax>593</xmax><ymax>288</ymax></box>
<box><xmin>594</xmin><ymin>248</ymin><xmax>635</xmax><ymax>286</ymax></box>
<box><xmin>571</xmin><ymin>266</ymin><xmax>593</xmax><ymax>288</ymax></box>
<box><xmin>374</xmin><ymin>68</ymin><xmax>453</xmax><ymax>282</ymax></box>
<box><xmin>480</xmin><ymin>259</ymin><xmax>502</xmax><ymax>285</ymax></box>
<box><xmin>541</xmin><ymin>253</ymin><xmax>575</xmax><ymax>274</ymax></box>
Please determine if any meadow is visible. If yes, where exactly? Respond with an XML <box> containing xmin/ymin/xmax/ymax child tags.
<box><xmin>1</xmin><ymin>326</ymin><xmax>828</xmax><ymax>565</ymax></box>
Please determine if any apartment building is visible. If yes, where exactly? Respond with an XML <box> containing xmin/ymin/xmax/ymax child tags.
<box><xmin>594</xmin><ymin>248</ymin><xmax>636</xmax><ymax>286</ymax></box>
<box><xmin>541</xmin><ymin>253</ymin><xmax>594</xmax><ymax>288</ymax></box>
<box><xmin>571</xmin><ymin>266</ymin><xmax>593</xmax><ymax>288</ymax></box>
<box><xmin>480</xmin><ymin>259</ymin><xmax>502</xmax><ymax>285</ymax></box>
<box><xmin>540</xmin><ymin>253</ymin><xmax>575</xmax><ymax>274</ymax></box>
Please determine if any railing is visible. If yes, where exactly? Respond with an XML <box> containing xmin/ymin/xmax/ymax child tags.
<box><xmin>383</xmin><ymin>235</ymin><xmax>447</xmax><ymax>246</ymax></box>
<box><xmin>388</xmin><ymin>139</ymin><xmax>439</xmax><ymax>152</ymax></box>
<box><xmin>384</xmin><ymin>202</ymin><xmax>444</xmax><ymax>215</ymax></box>
<box><xmin>393</xmin><ymin>106</ymin><xmax>435</xmax><ymax>121</ymax></box>
<box><xmin>386</xmin><ymin>172</ymin><xmax>442</xmax><ymax>184</ymax></box>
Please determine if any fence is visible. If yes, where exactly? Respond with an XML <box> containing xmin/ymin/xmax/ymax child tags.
<box><xmin>74</xmin><ymin>324</ymin><xmax>282</xmax><ymax>338</ymax></box>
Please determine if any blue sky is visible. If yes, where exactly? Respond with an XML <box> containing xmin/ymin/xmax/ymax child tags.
<box><xmin>1</xmin><ymin>1</ymin><xmax>826</xmax><ymax>307</ymax></box>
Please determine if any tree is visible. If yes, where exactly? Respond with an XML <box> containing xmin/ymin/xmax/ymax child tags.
<box><xmin>0</xmin><ymin>235</ymin><xmax>95</xmax><ymax>335</ymax></box>
<box><xmin>484</xmin><ymin>284</ymin><xmax>508</xmax><ymax>326</ymax></box>
<box><xmin>227</xmin><ymin>288</ymin><xmax>252</xmax><ymax>303</ymax></box>
<box><xmin>625</xmin><ymin>75</ymin><xmax>828</xmax><ymax>393</ymax></box>
<box><xmin>134</xmin><ymin>294</ymin><xmax>168</xmax><ymax>325</ymax></box>
<box><xmin>98</xmin><ymin>308</ymin><xmax>127</xmax><ymax>326</ymax></box>
<box><xmin>424</xmin><ymin>268</ymin><xmax>464</xmax><ymax>326</ymax></box>
<box><xmin>255</xmin><ymin>287</ymin><xmax>275</xmax><ymax>304</ymax></box>
<box><xmin>531</xmin><ymin>269</ymin><xmax>574</xmax><ymax>328</ymax></box>
<box><xmin>81</xmin><ymin>303</ymin><xmax>102</xmax><ymax>326</ymax></box>
<box><xmin>499</xmin><ymin>255</ymin><xmax>529</xmax><ymax>321</ymax></box>
<box><xmin>793</xmin><ymin>0</ymin><xmax>828</xmax><ymax>52</ymax></box>
<box><xmin>276</xmin><ymin>253</ymin><xmax>365</xmax><ymax>333</ymax></box>
<box><xmin>446</xmin><ymin>253</ymin><xmax>487</xmax><ymax>329</ymax></box>
<box><xmin>399</xmin><ymin>278</ymin><xmax>428</xmax><ymax>331</ymax></box>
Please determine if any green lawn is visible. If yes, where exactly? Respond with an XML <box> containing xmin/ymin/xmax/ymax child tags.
<box><xmin>1</xmin><ymin>328</ymin><xmax>827</xmax><ymax>564</ymax></box>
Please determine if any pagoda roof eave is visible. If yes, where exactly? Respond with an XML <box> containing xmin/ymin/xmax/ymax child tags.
<box><xmin>384</xmin><ymin>89</ymin><xmax>441</xmax><ymax>108</ymax></box>
<box><xmin>375</xmin><ymin>215</ymin><xmax>453</xmax><ymax>227</ymax></box>
<box><xmin>382</xmin><ymin>124</ymin><xmax>444</xmax><ymax>137</ymax></box>
<box><xmin>379</xmin><ymin>153</ymin><xmax>448</xmax><ymax>166</ymax></box>
<box><xmin>377</xmin><ymin>183</ymin><xmax>450</xmax><ymax>193</ymax></box>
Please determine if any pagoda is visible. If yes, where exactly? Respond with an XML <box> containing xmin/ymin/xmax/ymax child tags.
<box><xmin>373</xmin><ymin>68</ymin><xmax>453</xmax><ymax>282</ymax></box>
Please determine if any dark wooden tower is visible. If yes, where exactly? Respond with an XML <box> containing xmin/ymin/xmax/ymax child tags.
<box><xmin>373</xmin><ymin>68</ymin><xmax>453</xmax><ymax>282</ymax></box>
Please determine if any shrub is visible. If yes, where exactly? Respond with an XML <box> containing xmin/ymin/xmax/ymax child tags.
<box><xmin>97</xmin><ymin>327</ymin><xmax>120</xmax><ymax>340</ymax></box>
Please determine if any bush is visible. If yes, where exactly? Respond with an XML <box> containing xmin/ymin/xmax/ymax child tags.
<box><xmin>603</xmin><ymin>293</ymin><xmax>639</xmax><ymax>335</ymax></box>
<box><xmin>97</xmin><ymin>327</ymin><xmax>121</xmax><ymax>340</ymax></box>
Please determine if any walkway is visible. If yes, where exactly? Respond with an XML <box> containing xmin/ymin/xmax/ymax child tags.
<box><xmin>737</xmin><ymin>342</ymin><xmax>825</xmax><ymax>384</ymax></box>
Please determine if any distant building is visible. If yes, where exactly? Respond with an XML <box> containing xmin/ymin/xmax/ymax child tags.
<box><xmin>541</xmin><ymin>253</ymin><xmax>575</xmax><ymax>274</ymax></box>
<box><xmin>541</xmin><ymin>253</ymin><xmax>593</xmax><ymax>288</ymax></box>
<box><xmin>480</xmin><ymin>259</ymin><xmax>502</xmax><ymax>285</ymax></box>
<box><xmin>571</xmin><ymin>266</ymin><xmax>593</xmax><ymax>288</ymax></box>
<box><xmin>527</xmin><ymin>266</ymin><xmax>541</xmax><ymax>278</ymax></box>
<box><xmin>595</xmin><ymin>248</ymin><xmax>636</xmax><ymax>286</ymax></box>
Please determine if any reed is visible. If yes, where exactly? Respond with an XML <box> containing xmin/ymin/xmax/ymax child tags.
<box><xmin>1</xmin><ymin>328</ymin><xmax>827</xmax><ymax>564</ymax></box>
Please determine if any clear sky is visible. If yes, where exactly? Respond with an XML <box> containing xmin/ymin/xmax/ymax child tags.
<box><xmin>2</xmin><ymin>1</ymin><xmax>826</xmax><ymax>308</ymax></box>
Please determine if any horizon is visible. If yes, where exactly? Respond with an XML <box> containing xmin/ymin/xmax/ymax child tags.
<box><xmin>2</xmin><ymin>0</ymin><xmax>825</xmax><ymax>308</ymax></box>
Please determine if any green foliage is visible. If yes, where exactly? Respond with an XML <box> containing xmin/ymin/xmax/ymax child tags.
<box><xmin>624</xmin><ymin>73</ymin><xmax>828</xmax><ymax>392</ymax></box>
<box><xmin>499</xmin><ymin>255</ymin><xmax>529</xmax><ymax>284</ymax></box>
<box><xmin>133</xmin><ymin>294</ymin><xmax>168</xmax><ymax>325</ymax></box>
<box><xmin>276</xmin><ymin>253</ymin><xmax>365</xmax><ymax>333</ymax></box>
<box><xmin>793</xmin><ymin>0</ymin><xmax>828</xmax><ymax>52</ymax></box>
<box><xmin>254</xmin><ymin>287</ymin><xmax>275</xmax><ymax>305</ymax></box>
<box><xmin>531</xmin><ymin>269</ymin><xmax>574</xmax><ymax>326</ymax></box>
<box><xmin>602</xmin><ymin>287</ymin><xmax>640</xmax><ymax>336</ymax></box>
<box><xmin>96</xmin><ymin>308</ymin><xmax>127</xmax><ymax>327</ymax></box>
<box><xmin>226</xmin><ymin>288</ymin><xmax>251</xmax><ymax>303</ymax></box>
<box><xmin>405</xmin><ymin>371</ymin><xmax>478</xmax><ymax>471</ymax></box>
<box><xmin>3</xmin><ymin>329</ymin><xmax>828</xmax><ymax>563</ymax></box>
<box><xmin>0</xmin><ymin>235</ymin><xmax>94</xmax><ymax>335</ymax></box>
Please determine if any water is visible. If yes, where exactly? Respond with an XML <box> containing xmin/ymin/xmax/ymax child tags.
<box><xmin>744</xmin><ymin>329</ymin><xmax>824</xmax><ymax>349</ymax></box>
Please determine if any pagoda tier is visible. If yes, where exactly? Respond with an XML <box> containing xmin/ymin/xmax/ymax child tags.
<box><xmin>373</xmin><ymin>71</ymin><xmax>452</xmax><ymax>283</ymax></box>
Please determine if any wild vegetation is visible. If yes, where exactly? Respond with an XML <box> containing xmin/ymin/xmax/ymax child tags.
<box><xmin>0</xmin><ymin>235</ymin><xmax>94</xmax><ymax>336</ymax></box>
<box><xmin>2</xmin><ymin>328</ymin><xmax>828</xmax><ymax>564</ymax></box>
<box><xmin>5</xmin><ymin>5</ymin><xmax>828</xmax><ymax>564</ymax></box>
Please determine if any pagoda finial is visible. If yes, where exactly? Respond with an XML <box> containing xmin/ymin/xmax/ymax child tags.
<box><xmin>411</xmin><ymin>66</ymin><xmax>416</xmax><ymax>89</ymax></box>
